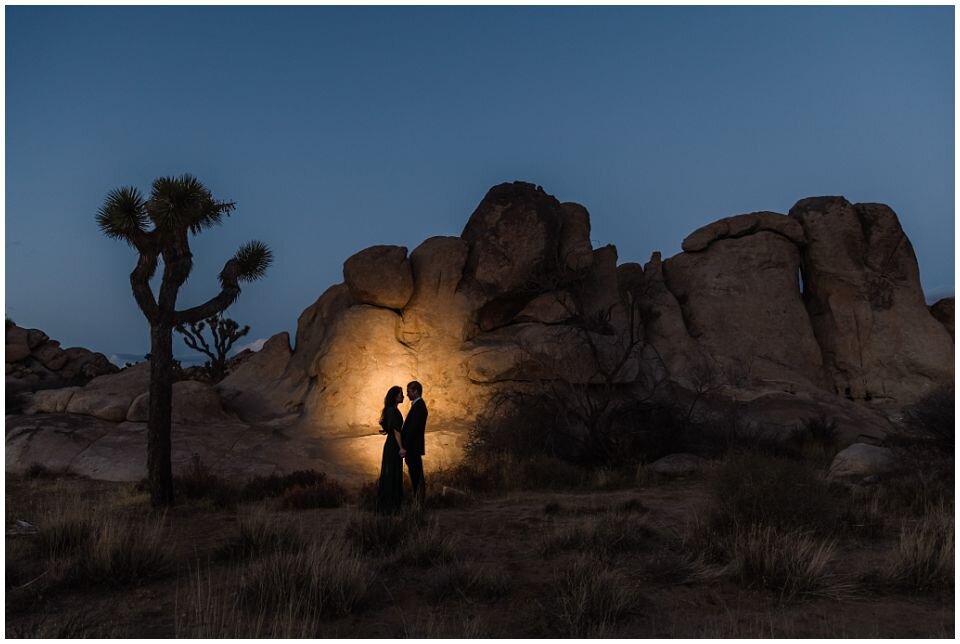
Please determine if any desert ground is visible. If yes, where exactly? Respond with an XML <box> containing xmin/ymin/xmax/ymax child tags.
<box><xmin>5</xmin><ymin>444</ymin><xmax>953</xmax><ymax>639</ymax></box>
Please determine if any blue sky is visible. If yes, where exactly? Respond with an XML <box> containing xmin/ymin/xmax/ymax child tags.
<box><xmin>6</xmin><ymin>6</ymin><xmax>954</xmax><ymax>357</ymax></box>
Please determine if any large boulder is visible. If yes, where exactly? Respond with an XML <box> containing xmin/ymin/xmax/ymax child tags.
<box><xmin>217</xmin><ymin>332</ymin><xmax>302</xmax><ymax>421</ymax></box>
<box><xmin>343</xmin><ymin>245</ymin><xmax>414</xmax><ymax>310</ymax></box>
<box><xmin>663</xmin><ymin>212</ymin><xmax>823</xmax><ymax>389</ymax></box>
<box><xmin>558</xmin><ymin>202</ymin><xmax>594</xmax><ymax>272</ymax></box>
<box><xmin>127</xmin><ymin>380</ymin><xmax>231</xmax><ymax>424</ymax></box>
<box><xmin>64</xmin><ymin>363</ymin><xmax>151</xmax><ymax>422</ymax></box>
<box><xmin>461</xmin><ymin>182</ymin><xmax>565</xmax><ymax>298</ymax></box>
<box><xmin>575</xmin><ymin>245</ymin><xmax>623</xmax><ymax>328</ymax></box>
<box><xmin>789</xmin><ymin>197</ymin><xmax>953</xmax><ymax>402</ymax></box>
<box><xmin>303</xmin><ymin>305</ymin><xmax>418</xmax><ymax>434</ymax></box>
<box><xmin>396</xmin><ymin>236</ymin><xmax>480</xmax><ymax>423</ymax></box>
<box><xmin>828</xmin><ymin>443</ymin><xmax>896</xmax><ymax>482</ymax></box>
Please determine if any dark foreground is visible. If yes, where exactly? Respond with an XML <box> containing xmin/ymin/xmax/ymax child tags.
<box><xmin>5</xmin><ymin>456</ymin><xmax>954</xmax><ymax>638</ymax></box>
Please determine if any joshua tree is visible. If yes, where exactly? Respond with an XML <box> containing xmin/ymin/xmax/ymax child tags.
<box><xmin>175</xmin><ymin>313</ymin><xmax>250</xmax><ymax>383</ymax></box>
<box><xmin>96</xmin><ymin>175</ymin><xmax>272</xmax><ymax>506</ymax></box>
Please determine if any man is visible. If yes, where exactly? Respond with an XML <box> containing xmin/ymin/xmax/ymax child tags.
<box><xmin>399</xmin><ymin>380</ymin><xmax>428</xmax><ymax>506</ymax></box>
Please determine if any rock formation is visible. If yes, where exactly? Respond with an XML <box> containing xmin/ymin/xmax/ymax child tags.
<box><xmin>7</xmin><ymin>181</ymin><xmax>954</xmax><ymax>481</ymax></box>
<box><xmin>6</xmin><ymin>323</ymin><xmax>117</xmax><ymax>394</ymax></box>
<box><xmin>788</xmin><ymin>197</ymin><xmax>953</xmax><ymax>401</ymax></box>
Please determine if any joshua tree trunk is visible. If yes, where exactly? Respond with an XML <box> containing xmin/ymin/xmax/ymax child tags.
<box><xmin>147</xmin><ymin>323</ymin><xmax>175</xmax><ymax>506</ymax></box>
<box><xmin>97</xmin><ymin>175</ymin><xmax>272</xmax><ymax>508</ymax></box>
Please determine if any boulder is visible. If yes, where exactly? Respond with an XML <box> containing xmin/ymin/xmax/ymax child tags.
<box><xmin>6</xmin><ymin>325</ymin><xmax>31</xmax><ymax>363</ymax></box>
<box><xmin>127</xmin><ymin>380</ymin><xmax>230</xmax><ymax>424</ymax></box>
<box><xmin>663</xmin><ymin>212</ymin><xmax>824</xmax><ymax>389</ymax></box>
<box><xmin>217</xmin><ymin>332</ymin><xmax>303</xmax><ymax>421</ymax></box>
<box><xmin>396</xmin><ymin>236</ymin><xmax>480</xmax><ymax>423</ymax></box>
<box><xmin>558</xmin><ymin>202</ymin><xmax>594</xmax><ymax>272</ymax></box>
<box><xmin>397</xmin><ymin>236</ymin><xmax>473</xmax><ymax>347</ymax></box>
<box><xmin>65</xmin><ymin>363</ymin><xmax>151</xmax><ymax>422</ymax></box>
<box><xmin>647</xmin><ymin>453</ymin><xmax>705</xmax><ymax>477</ymax></box>
<box><xmin>634</xmin><ymin>252</ymin><xmax>701</xmax><ymax>382</ymax></box>
<box><xmin>461</xmin><ymin>181</ymin><xmax>565</xmax><ymax>297</ymax></box>
<box><xmin>290</xmin><ymin>283</ymin><xmax>353</xmax><ymax>379</ymax></box>
<box><xmin>26</xmin><ymin>386</ymin><xmax>82</xmax><ymax>414</ymax></box>
<box><xmin>33</xmin><ymin>340</ymin><xmax>68</xmax><ymax>371</ymax></box>
<box><xmin>929</xmin><ymin>297</ymin><xmax>954</xmax><ymax>339</ymax></box>
<box><xmin>514</xmin><ymin>291</ymin><xmax>577</xmax><ymax>324</ymax></box>
<box><xmin>303</xmin><ymin>305</ymin><xmax>418</xmax><ymax>434</ymax></box>
<box><xmin>575</xmin><ymin>245</ymin><xmax>623</xmax><ymax>328</ymax></box>
<box><xmin>827</xmin><ymin>443</ymin><xmax>896</xmax><ymax>482</ymax></box>
<box><xmin>681</xmin><ymin>211</ymin><xmax>804</xmax><ymax>252</ymax></box>
<box><xmin>343</xmin><ymin>245</ymin><xmax>415</xmax><ymax>310</ymax></box>
<box><xmin>789</xmin><ymin>197</ymin><xmax>953</xmax><ymax>401</ymax></box>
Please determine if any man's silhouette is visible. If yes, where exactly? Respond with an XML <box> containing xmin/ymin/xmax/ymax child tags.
<box><xmin>399</xmin><ymin>380</ymin><xmax>428</xmax><ymax>505</ymax></box>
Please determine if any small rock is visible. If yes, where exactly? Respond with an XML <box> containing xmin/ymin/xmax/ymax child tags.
<box><xmin>828</xmin><ymin>443</ymin><xmax>896</xmax><ymax>482</ymax></box>
<box><xmin>648</xmin><ymin>453</ymin><xmax>705</xmax><ymax>477</ymax></box>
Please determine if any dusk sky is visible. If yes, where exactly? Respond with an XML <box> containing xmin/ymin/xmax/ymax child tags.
<box><xmin>5</xmin><ymin>5</ymin><xmax>954</xmax><ymax>360</ymax></box>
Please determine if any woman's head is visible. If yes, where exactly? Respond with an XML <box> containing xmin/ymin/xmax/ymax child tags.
<box><xmin>378</xmin><ymin>385</ymin><xmax>404</xmax><ymax>429</ymax></box>
<box><xmin>383</xmin><ymin>385</ymin><xmax>404</xmax><ymax>408</ymax></box>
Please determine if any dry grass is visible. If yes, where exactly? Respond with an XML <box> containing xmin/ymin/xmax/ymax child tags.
<box><xmin>401</xmin><ymin>610</ymin><xmax>494</xmax><ymax>638</ymax></box>
<box><xmin>540</xmin><ymin>510</ymin><xmax>655</xmax><ymax>560</ymax></box>
<box><xmin>427</xmin><ymin>560</ymin><xmax>512</xmax><ymax>604</ymax></box>
<box><xmin>886</xmin><ymin>504</ymin><xmax>955</xmax><ymax>592</ymax></box>
<box><xmin>726</xmin><ymin>525</ymin><xmax>847</xmax><ymax>599</ymax></box>
<box><xmin>216</xmin><ymin>506</ymin><xmax>305</xmax><ymax>560</ymax></box>
<box><xmin>342</xmin><ymin>509</ymin><xmax>424</xmax><ymax>556</ymax></box>
<box><xmin>235</xmin><ymin>536</ymin><xmax>372</xmax><ymax>620</ymax></box>
<box><xmin>25</xmin><ymin>494</ymin><xmax>171</xmax><ymax>589</ymax></box>
<box><xmin>554</xmin><ymin>554</ymin><xmax>638</xmax><ymax>637</ymax></box>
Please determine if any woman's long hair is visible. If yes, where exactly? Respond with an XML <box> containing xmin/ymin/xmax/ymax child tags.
<box><xmin>378</xmin><ymin>385</ymin><xmax>403</xmax><ymax>429</ymax></box>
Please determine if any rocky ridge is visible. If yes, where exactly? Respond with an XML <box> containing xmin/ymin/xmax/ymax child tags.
<box><xmin>7</xmin><ymin>182</ymin><xmax>954</xmax><ymax>482</ymax></box>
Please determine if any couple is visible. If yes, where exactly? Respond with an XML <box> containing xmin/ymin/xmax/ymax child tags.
<box><xmin>376</xmin><ymin>380</ymin><xmax>428</xmax><ymax>514</ymax></box>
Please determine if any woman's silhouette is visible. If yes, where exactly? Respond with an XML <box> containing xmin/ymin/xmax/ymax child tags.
<box><xmin>376</xmin><ymin>385</ymin><xmax>405</xmax><ymax>514</ymax></box>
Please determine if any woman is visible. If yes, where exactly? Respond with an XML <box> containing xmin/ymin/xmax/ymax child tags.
<box><xmin>376</xmin><ymin>385</ymin><xmax>406</xmax><ymax>514</ymax></box>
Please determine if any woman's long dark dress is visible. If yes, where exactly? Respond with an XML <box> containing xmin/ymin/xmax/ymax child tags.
<box><xmin>376</xmin><ymin>407</ymin><xmax>404</xmax><ymax>514</ymax></box>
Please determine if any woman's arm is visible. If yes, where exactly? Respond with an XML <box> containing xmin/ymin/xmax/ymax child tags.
<box><xmin>393</xmin><ymin>410</ymin><xmax>406</xmax><ymax>456</ymax></box>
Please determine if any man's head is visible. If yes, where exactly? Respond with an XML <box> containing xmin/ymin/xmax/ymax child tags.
<box><xmin>406</xmin><ymin>381</ymin><xmax>423</xmax><ymax>401</ymax></box>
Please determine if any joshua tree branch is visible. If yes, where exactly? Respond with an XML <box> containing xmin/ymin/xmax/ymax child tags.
<box><xmin>177</xmin><ymin>322</ymin><xmax>216</xmax><ymax>362</ymax></box>
<box><xmin>174</xmin><ymin>259</ymin><xmax>242</xmax><ymax>325</ymax></box>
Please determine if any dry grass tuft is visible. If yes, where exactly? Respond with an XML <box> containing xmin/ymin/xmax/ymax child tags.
<box><xmin>428</xmin><ymin>560</ymin><xmax>511</xmax><ymax>604</ymax></box>
<box><xmin>726</xmin><ymin>525</ymin><xmax>846</xmax><ymax>599</ymax></box>
<box><xmin>27</xmin><ymin>496</ymin><xmax>172</xmax><ymax>588</ymax></box>
<box><xmin>235</xmin><ymin>537</ymin><xmax>372</xmax><ymax>621</ymax></box>
<box><xmin>540</xmin><ymin>510</ymin><xmax>655</xmax><ymax>560</ymax></box>
<box><xmin>554</xmin><ymin>554</ymin><xmax>638</xmax><ymax>637</ymax></box>
<box><xmin>216</xmin><ymin>507</ymin><xmax>304</xmax><ymax>560</ymax></box>
<box><xmin>886</xmin><ymin>505</ymin><xmax>955</xmax><ymax>592</ymax></box>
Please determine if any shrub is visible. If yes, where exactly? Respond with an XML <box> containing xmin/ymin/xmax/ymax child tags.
<box><xmin>174</xmin><ymin>454</ymin><xmax>239</xmax><ymax>508</ymax></box>
<box><xmin>24</xmin><ymin>462</ymin><xmax>57</xmax><ymax>480</ymax></box>
<box><xmin>887</xmin><ymin>505</ymin><xmax>954</xmax><ymax>592</ymax></box>
<box><xmin>343</xmin><ymin>510</ymin><xmax>423</xmax><ymax>557</ymax></box>
<box><xmin>554</xmin><ymin>555</ymin><xmax>637</xmax><ymax>637</ymax></box>
<box><xmin>241</xmin><ymin>470</ymin><xmax>341</xmax><ymax>504</ymax></box>
<box><xmin>278</xmin><ymin>479</ymin><xmax>348</xmax><ymax>510</ymax></box>
<box><xmin>898</xmin><ymin>384</ymin><xmax>954</xmax><ymax>456</ymax></box>
<box><xmin>711</xmin><ymin>452</ymin><xmax>837</xmax><ymax>534</ymax></box>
